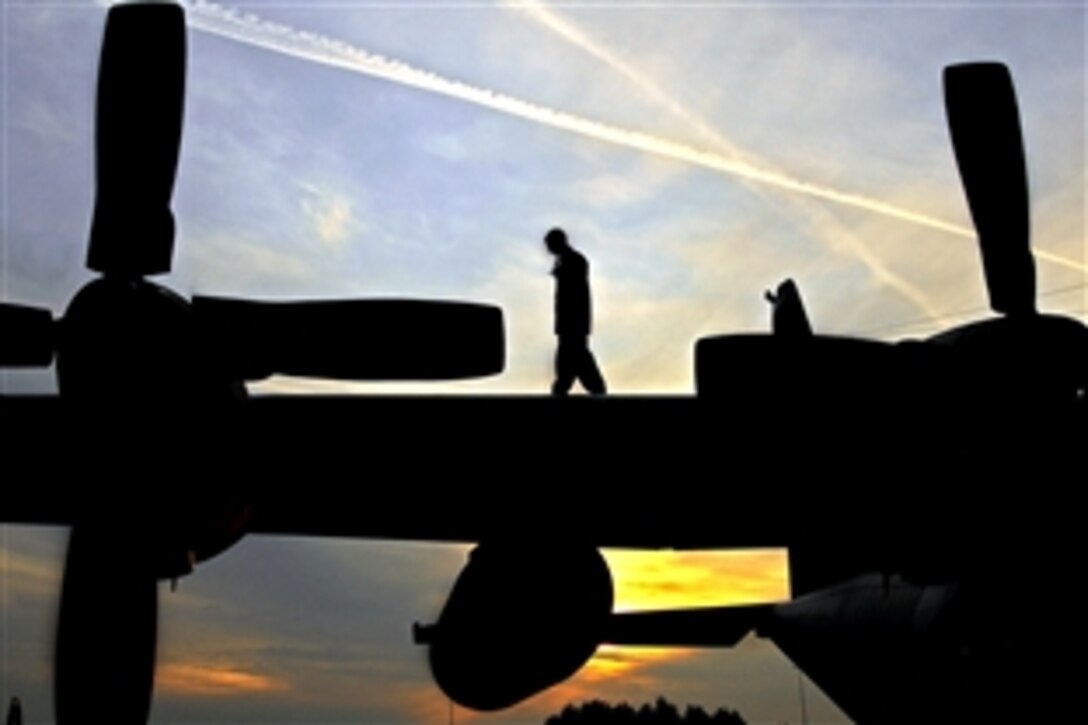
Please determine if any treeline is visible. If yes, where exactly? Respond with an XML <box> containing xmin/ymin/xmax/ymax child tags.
<box><xmin>546</xmin><ymin>696</ymin><xmax>746</xmax><ymax>724</ymax></box>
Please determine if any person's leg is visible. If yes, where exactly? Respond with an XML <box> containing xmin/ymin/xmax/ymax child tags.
<box><xmin>552</xmin><ymin>338</ymin><xmax>577</xmax><ymax>395</ymax></box>
<box><xmin>576</xmin><ymin>340</ymin><xmax>607</xmax><ymax>395</ymax></box>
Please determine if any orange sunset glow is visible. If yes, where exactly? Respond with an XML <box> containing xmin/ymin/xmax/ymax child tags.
<box><xmin>604</xmin><ymin>549</ymin><xmax>790</xmax><ymax>611</ymax></box>
<box><xmin>157</xmin><ymin>663</ymin><xmax>290</xmax><ymax>697</ymax></box>
<box><xmin>575</xmin><ymin>549</ymin><xmax>789</xmax><ymax>695</ymax></box>
<box><xmin>440</xmin><ymin>549</ymin><xmax>794</xmax><ymax>723</ymax></box>
<box><xmin>2</xmin><ymin>529</ymin><xmax>832</xmax><ymax>722</ymax></box>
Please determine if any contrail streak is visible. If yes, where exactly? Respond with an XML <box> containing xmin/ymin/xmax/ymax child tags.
<box><xmin>1036</xmin><ymin>249</ymin><xmax>1085</xmax><ymax>272</ymax></box>
<box><xmin>183</xmin><ymin>1</ymin><xmax>1084</xmax><ymax>277</ymax></box>
<box><xmin>507</xmin><ymin>0</ymin><xmax>945</xmax><ymax>319</ymax></box>
<box><xmin>509</xmin><ymin>0</ymin><xmax>746</xmax><ymax>157</ymax></box>
<box><xmin>184</xmin><ymin>1</ymin><xmax>977</xmax><ymax>241</ymax></box>
<box><xmin>511</xmin><ymin>1</ymin><xmax>1086</xmax><ymax>279</ymax></box>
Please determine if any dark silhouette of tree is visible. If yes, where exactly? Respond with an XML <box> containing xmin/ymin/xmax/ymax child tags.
<box><xmin>545</xmin><ymin>696</ymin><xmax>745</xmax><ymax>724</ymax></box>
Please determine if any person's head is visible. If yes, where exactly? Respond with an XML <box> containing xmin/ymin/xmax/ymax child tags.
<box><xmin>544</xmin><ymin>227</ymin><xmax>568</xmax><ymax>255</ymax></box>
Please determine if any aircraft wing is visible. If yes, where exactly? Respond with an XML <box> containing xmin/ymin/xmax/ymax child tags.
<box><xmin>4</xmin><ymin>394</ymin><xmax>797</xmax><ymax>548</ymax></box>
<box><xmin>8</xmin><ymin>392</ymin><xmax>1061</xmax><ymax>549</ymax></box>
<box><xmin>604</xmin><ymin>604</ymin><xmax>772</xmax><ymax>647</ymax></box>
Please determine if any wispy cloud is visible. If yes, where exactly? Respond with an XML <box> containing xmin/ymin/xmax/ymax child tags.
<box><xmin>158</xmin><ymin>662</ymin><xmax>291</xmax><ymax>696</ymax></box>
<box><xmin>299</xmin><ymin>182</ymin><xmax>357</xmax><ymax>252</ymax></box>
<box><xmin>0</xmin><ymin>548</ymin><xmax>61</xmax><ymax>593</ymax></box>
<box><xmin>571</xmin><ymin>166</ymin><xmax>683</xmax><ymax>209</ymax></box>
<box><xmin>182</xmin><ymin>231</ymin><xmax>322</xmax><ymax>295</ymax></box>
<box><xmin>582</xmin><ymin>646</ymin><xmax>681</xmax><ymax>683</ymax></box>
<box><xmin>605</xmin><ymin>549</ymin><xmax>789</xmax><ymax>612</ymax></box>
<box><xmin>507</xmin><ymin>0</ymin><xmax>746</xmax><ymax>157</ymax></box>
<box><xmin>179</xmin><ymin>1</ymin><xmax>1025</xmax><ymax>254</ymax></box>
<box><xmin>508</xmin><ymin>1</ymin><xmax>949</xmax><ymax>321</ymax></box>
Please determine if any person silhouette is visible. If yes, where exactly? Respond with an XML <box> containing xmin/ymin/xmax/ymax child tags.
<box><xmin>543</xmin><ymin>228</ymin><xmax>606</xmax><ymax>396</ymax></box>
<box><xmin>6</xmin><ymin>697</ymin><xmax>21</xmax><ymax>725</ymax></box>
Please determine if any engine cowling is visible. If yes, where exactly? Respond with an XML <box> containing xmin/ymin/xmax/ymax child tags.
<box><xmin>422</xmin><ymin>541</ymin><xmax>613</xmax><ymax>711</ymax></box>
<box><xmin>147</xmin><ymin>497</ymin><xmax>252</xmax><ymax>579</ymax></box>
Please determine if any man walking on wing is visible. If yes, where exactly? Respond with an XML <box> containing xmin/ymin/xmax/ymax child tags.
<box><xmin>543</xmin><ymin>227</ymin><xmax>607</xmax><ymax>396</ymax></box>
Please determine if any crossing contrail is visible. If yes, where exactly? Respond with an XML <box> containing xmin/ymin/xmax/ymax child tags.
<box><xmin>182</xmin><ymin>1</ymin><xmax>1084</xmax><ymax>275</ymax></box>
<box><xmin>509</xmin><ymin>0</ymin><xmax>1084</xmax><ymax>278</ymax></box>
<box><xmin>508</xmin><ymin>0</ymin><xmax>747</xmax><ymax>157</ymax></box>
<box><xmin>506</xmin><ymin>0</ymin><xmax>943</xmax><ymax>320</ymax></box>
<box><xmin>184</xmin><ymin>4</ymin><xmax>963</xmax><ymax>233</ymax></box>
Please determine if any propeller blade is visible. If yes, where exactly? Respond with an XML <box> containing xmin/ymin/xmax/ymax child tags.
<box><xmin>192</xmin><ymin>297</ymin><xmax>505</xmax><ymax>381</ymax></box>
<box><xmin>86</xmin><ymin>2</ymin><xmax>186</xmax><ymax>277</ymax></box>
<box><xmin>0</xmin><ymin>302</ymin><xmax>54</xmax><ymax>366</ymax></box>
<box><xmin>944</xmin><ymin>62</ymin><xmax>1035</xmax><ymax>316</ymax></box>
<box><xmin>55</xmin><ymin>528</ymin><xmax>158</xmax><ymax>724</ymax></box>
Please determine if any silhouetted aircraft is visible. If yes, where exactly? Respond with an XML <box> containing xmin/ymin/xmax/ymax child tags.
<box><xmin>676</xmin><ymin>60</ymin><xmax>1084</xmax><ymax>722</ymax></box>
<box><xmin>1</xmin><ymin>3</ymin><xmax>1084</xmax><ymax>724</ymax></box>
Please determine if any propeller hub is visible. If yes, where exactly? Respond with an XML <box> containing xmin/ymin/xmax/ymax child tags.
<box><xmin>57</xmin><ymin>277</ymin><xmax>195</xmax><ymax>406</ymax></box>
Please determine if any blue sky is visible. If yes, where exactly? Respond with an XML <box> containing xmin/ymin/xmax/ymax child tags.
<box><xmin>2</xmin><ymin>1</ymin><xmax>1085</xmax><ymax>722</ymax></box>
<box><xmin>3</xmin><ymin>0</ymin><xmax>1083</xmax><ymax>394</ymax></box>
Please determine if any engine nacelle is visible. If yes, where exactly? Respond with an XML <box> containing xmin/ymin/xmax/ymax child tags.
<box><xmin>72</xmin><ymin>497</ymin><xmax>252</xmax><ymax>582</ymax></box>
<box><xmin>146</xmin><ymin>497</ymin><xmax>252</xmax><ymax>580</ymax></box>
<box><xmin>420</xmin><ymin>542</ymin><xmax>613</xmax><ymax>711</ymax></box>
